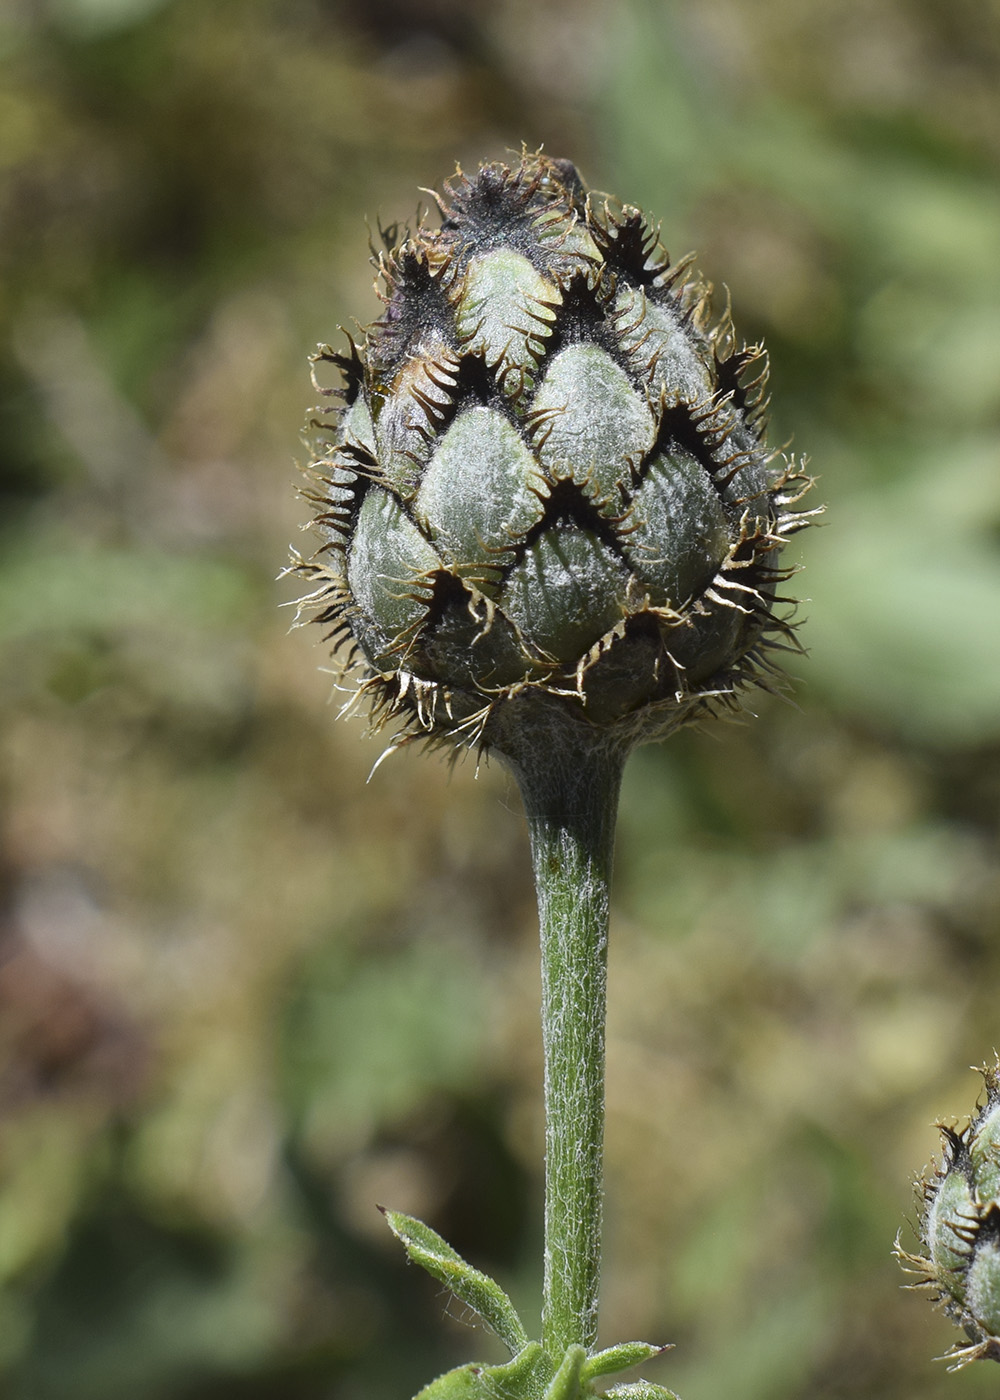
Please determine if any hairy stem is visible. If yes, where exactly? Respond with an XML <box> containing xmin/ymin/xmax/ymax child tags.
<box><xmin>499</xmin><ymin>709</ymin><xmax>626</xmax><ymax>1361</ymax></box>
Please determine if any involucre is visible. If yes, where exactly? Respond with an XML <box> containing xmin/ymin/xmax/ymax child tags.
<box><xmin>901</xmin><ymin>1061</ymin><xmax>1000</xmax><ymax>1368</ymax></box>
<box><xmin>294</xmin><ymin>152</ymin><xmax>813</xmax><ymax>760</ymax></box>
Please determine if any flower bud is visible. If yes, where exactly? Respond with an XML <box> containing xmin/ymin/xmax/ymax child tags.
<box><xmin>902</xmin><ymin>1060</ymin><xmax>1000</xmax><ymax>1367</ymax></box>
<box><xmin>295</xmin><ymin>152</ymin><xmax>813</xmax><ymax>757</ymax></box>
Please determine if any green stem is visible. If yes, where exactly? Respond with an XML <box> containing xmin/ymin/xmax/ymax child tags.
<box><xmin>498</xmin><ymin>710</ymin><xmax>626</xmax><ymax>1361</ymax></box>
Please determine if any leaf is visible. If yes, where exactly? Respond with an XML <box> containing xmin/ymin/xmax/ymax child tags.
<box><xmin>383</xmin><ymin>1208</ymin><xmax>529</xmax><ymax>1356</ymax></box>
<box><xmin>601</xmin><ymin>1384</ymin><xmax>679</xmax><ymax>1400</ymax></box>
<box><xmin>541</xmin><ymin>1345</ymin><xmax>585</xmax><ymax>1400</ymax></box>
<box><xmin>581</xmin><ymin>1342</ymin><xmax>669</xmax><ymax>1382</ymax></box>
<box><xmin>414</xmin><ymin>1343</ymin><xmax>550</xmax><ymax>1400</ymax></box>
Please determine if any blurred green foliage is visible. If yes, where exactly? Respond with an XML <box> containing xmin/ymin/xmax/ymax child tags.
<box><xmin>1</xmin><ymin>1</ymin><xmax>999</xmax><ymax>1397</ymax></box>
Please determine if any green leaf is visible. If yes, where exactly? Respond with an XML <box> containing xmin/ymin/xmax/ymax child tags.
<box><xmin>383</xmin><ymin>1208</ymin><xmax>529</xmax><ymax>1356</ymax></box>
<box><xmin>602</xmin><ymin>1384</ymin><xmax>679</xmax><ymax>1400</ymax></box>
<box><xmin>581</xmin><ymin>1343</ymin><xmax>667</xmax><ymax>1382</ymax></box>
<box><xmin>414</xmin><ymin>1343</ymin><xmax>550</xmax><ymax>1400</ymax></box>
<box><xmin>541</xmin><ymin>1345</ymin><xmax>585</xmax><ymax>1400</ymax></box>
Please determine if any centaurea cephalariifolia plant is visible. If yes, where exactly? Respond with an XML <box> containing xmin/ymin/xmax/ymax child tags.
<box><xmin>292</xmin><ymin>152</ymin><xmax>815</xmax><ymax>1398</ymax></box>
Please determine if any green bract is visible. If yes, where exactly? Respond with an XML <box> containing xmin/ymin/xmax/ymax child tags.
<box><xmin>295</xmin><ymin>152</ymin><xmax>812</xmax><ymax>758</ymax></box>
<box><xmin>901</xmin><ymin>1060</ymin><xmax>1000</xmax><ymax>1367</ymax></box>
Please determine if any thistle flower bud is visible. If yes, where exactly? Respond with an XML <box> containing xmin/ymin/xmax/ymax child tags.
<box><xmin>295</xmin><ymin>152</ymin><xmax>813</xmax><ymax>758</ymax></box>
<box><xmin>901</xmin><ymin>1060</ymin><xmax>1000</xmax><ymax>1367</ymax></box>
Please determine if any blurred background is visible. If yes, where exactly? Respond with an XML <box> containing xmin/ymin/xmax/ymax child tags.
<box><xmin>1</xmin><ymin>1</ymin><xmax>1000</xmax><ymax>1397</ymax></box>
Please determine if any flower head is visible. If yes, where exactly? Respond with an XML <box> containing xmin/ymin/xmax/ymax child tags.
<box><xmin>900</xmin><ymin>1059</ymin><xmax>1000</xmax><ymax>1368</ymax></box>
<box><xmin>294</xmin><ymin>152</ymin><xmax>813</xmax><ymax>759</ymax></box>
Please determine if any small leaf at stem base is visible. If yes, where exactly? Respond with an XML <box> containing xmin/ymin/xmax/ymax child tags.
<box><xmin>413</xmin><ymin>1343</ymin><xmax>550</xmax><ymax>1400</ymax></box>
<box><xmin>601</xmin><ymin>1383</ymin><xmax>679</xmax><ymax>1400</ymax></box>
<box><xmin>542</xmin><ymin>1345</ymin><xmax>585</xmax><ymax>1400</ymax></box>
<box><xmin>581</xmin><ymin>1342</ymin><xmax>670</xmax><ymax>1382</ymax></box>
<box><xmin>383</xmin><ymin>1206</ymin><xmax>530</xmax><ymax>1356</ymax></box>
